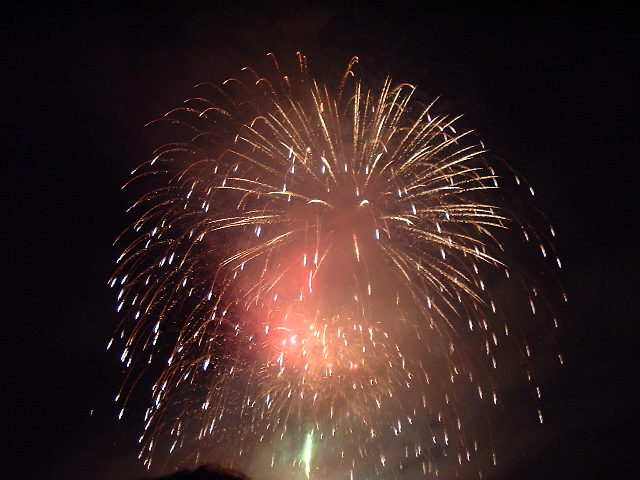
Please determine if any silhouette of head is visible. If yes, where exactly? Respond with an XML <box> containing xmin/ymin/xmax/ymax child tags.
<box><xmin>139</xmin><ymin>464</ymin><xmax>251</xmax><ymax>480</ymax></box>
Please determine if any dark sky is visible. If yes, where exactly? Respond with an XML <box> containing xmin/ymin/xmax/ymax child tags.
<box><xmin>3</xmin><ymin>3</ymin><xmax>638</xmax><ymax>479</ymax></box>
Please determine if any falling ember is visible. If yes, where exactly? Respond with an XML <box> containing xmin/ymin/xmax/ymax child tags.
<box><xmin>111</xmin><ymin>54</ymin><xmax>564</xmax><ymax>478</ymax></box>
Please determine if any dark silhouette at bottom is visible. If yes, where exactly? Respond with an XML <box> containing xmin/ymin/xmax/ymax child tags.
<box><xmin>139</xmin><ymin>464</ymin><xmax>251</xmax><ymax>480</ymax></box>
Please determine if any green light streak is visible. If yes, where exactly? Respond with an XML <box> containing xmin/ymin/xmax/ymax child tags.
<box><xmin>303</xmin><ymin>432</ymin><xmax>313</xmax><ymax>478</ymax></box>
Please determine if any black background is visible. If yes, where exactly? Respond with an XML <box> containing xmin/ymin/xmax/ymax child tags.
<box><xmin>3</xmin><ymin>3</ymin><xmax>638</xmax><ymax>479</ymax></box>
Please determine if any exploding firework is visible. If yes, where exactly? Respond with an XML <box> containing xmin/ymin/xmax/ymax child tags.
<box><xmin>110</xmin><ymin>54</ymin><xmax>564</xmax><ymax>479</ymax></box>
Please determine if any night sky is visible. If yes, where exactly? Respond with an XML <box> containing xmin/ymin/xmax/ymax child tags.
<box><xmin>3</xmin><ymin>3</ymin><xmax>638</xmax><ymax>479</ymax></box>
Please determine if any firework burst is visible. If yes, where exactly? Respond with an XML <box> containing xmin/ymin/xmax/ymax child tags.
<box><xmin>111</xmin><ymin>53</ymin><xmax>564</xmax><ymax>479</ymax></box>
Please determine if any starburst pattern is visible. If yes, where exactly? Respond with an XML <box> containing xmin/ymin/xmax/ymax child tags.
<box><xmin>111</xmin><ymin>54</ymin><xmax>564</xmax><ymax>479</ymax></box>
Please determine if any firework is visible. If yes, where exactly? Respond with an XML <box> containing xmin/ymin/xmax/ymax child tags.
<box><xmin>111</xmin><ymin>53</ymin><xmax>564</xmax><ymax>479</ymax></box>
